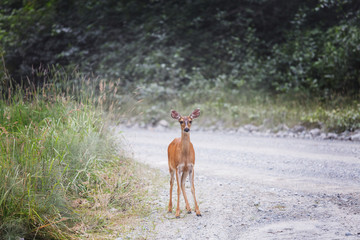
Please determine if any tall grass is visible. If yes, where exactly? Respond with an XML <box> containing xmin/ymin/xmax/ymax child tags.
<box><xmin>0</xmin><ymin>70</ymin><xmax>148</xmax><ymax>239</ymax></box>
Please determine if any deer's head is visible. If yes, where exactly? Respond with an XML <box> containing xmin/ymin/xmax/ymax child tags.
<box><xmin>171</xmin><ymin>109</ymin><xmax>200</xmax><ymax>133</ymax></box>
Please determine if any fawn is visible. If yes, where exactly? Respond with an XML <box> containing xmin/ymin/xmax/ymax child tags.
<box><xmin>167</xmin><ymin>109</ymin><xmax>201</xmax><ymax>218</ymax></box>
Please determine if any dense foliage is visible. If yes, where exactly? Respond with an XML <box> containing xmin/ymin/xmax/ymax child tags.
<box><xmin>1</xmin><ymin>0</ymin><xmax>359</xmax><ymax>98</ymax></box>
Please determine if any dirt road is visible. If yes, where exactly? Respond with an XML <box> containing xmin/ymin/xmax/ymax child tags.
<box><xmin>117</xmin><ymin>126</ymin><xmax>360</xmax><ymax>239</ymax></box>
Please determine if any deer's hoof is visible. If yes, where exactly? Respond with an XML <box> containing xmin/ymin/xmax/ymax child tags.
<box><xmin>196</xmin><ymin>213</ymin><xmax>202</xmax><ymax>217</ymax></box>
<box><xmin>176</xmin><ymin>216</ymin><xmax>180</xmax><ymax>219</ymax></box>
<box><xmin>187</xmin><ymin>211</ymin><xmax>192</xmax><ymax>214</ymax></box>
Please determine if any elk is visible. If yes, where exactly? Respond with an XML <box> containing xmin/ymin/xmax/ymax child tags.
<box><xmin>167</xmin><ymin>109</ymin><xmax>201</xmax><ymax>218</ymax></box>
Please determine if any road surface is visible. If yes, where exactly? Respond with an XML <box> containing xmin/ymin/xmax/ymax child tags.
<box><xmin>117</xmin><ymin>126</ymin><xmax>360</xmax><ymax>239</ymax></box>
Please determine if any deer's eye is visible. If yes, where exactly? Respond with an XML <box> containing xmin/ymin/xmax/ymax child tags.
<box><xmin>180</xmin><ymin>121</ymin><xmax>184</xmax><ymax>124</ymax></box>
<box><xmin>189</xmin><ymin>121</ymin><xmax>192</xmax><ymax>124</ymax></box>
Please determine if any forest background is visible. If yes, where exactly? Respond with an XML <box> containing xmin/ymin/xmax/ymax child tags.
<box><xmin>1</xmin><ymin>0</ymin><xmax>360</xmax><ymax>239</ymax></box>
<box><xmin>1</xmin><ymin>0</ymin><xmax>360</xmax><ymax>131</ymax></box>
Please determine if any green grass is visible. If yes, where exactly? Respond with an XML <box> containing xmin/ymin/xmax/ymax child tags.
<box><xmin>123</xmin><ymin>81</ymin><xmax>360</xmax><ymax>133</ymax></box>
<box><xmin>0</xmin><ymin>80</ymin><xmax>152</xmax><ymax>239</ymax></box>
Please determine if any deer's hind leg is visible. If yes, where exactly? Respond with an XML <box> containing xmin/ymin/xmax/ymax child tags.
<box><xmin>181</xmin><ymin>170</ymin><xmax>191</xmax><ymax>213</ymax></box>
<box><xmin>168</xmin><ymin>169</ymin><xmax>175</xmax><ymax>213</ymax></box>
<box><xmin>190</xmin><ymin>168</ymin><xmax>201</xmax><ymax>216</ymax></box>
<box><xmin>175</xmin><ymin>168</ymin><xmax>181</xmax><ymax>218</ymax></box>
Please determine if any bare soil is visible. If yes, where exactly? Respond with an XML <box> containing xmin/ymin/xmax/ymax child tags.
<box><xmin>116</xmin><ymin>126</ymin><xmax>360</xmax><ymax>240</ymax></box>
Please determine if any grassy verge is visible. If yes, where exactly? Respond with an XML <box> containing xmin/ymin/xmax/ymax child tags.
<box><xmin>0</xmin><ymin>81</ymin><xmax>154</xmax><ymax>239</ymax></box>
<box><xmin>121</xmin><ymin>81</ymin><xmax>360</xmax><ymax>133</ymax></box>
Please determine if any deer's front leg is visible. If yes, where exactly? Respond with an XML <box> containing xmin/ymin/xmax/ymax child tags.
<box><xmin>175</xmin><ymin>168</ymin><xmax>181</xmax><ymax>218</ymax></box>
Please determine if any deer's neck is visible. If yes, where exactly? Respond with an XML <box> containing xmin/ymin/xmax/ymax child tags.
<box><xmin>180</xmin><ymin>132</ymin><xmax>191</xmax><ymax>155</ymax></box>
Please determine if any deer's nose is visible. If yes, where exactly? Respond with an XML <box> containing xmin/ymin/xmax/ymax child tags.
<box><xmin>184</xmin><ymin>128</ymin><xmax>190</xmax><ymax>132</ymax></box>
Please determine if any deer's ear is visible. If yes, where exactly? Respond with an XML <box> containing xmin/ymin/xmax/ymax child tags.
<box><xmin>171</xmin><ymin>110</ymin><xmax>180</xmax><ymax>120</ymax></box>
<box><xmin>190</xmin><ymin>109</ymin><xmax>200</xmax><ymax>119</ymax></box>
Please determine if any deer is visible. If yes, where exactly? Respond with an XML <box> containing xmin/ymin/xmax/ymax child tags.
<box><xmin>167</xmin><ymin>109</ymin><xmax>201</xmax><ymax>218</ymax></box>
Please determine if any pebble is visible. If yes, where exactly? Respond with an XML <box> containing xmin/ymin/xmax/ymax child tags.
<box><xmin>325</xmin><ymin>133</ymin><xmax>338</xmax><ymax>139</ymax></box>
<box><xmin>158</xmin><ymin>119</ymin><xmax>169</xmax><ymax>128</ymax></box>
<box><xmin>243</xmin><ymin>124</ymin><xmax>259</xmax><ymax>132</ymax></box>
<box><xmin>292</xmin><ymin>125</ymin><xmax>306</xmax><ymax>133</ymax></box>
<box><xmin>310</xmin><ymin>128</ymin><xmax>321</xmax><ymax>137</ymax></box>
<box><xmin>351</xmin><ymin>132</ymin><xmax>360</xmax><ymax>141</ymax></box>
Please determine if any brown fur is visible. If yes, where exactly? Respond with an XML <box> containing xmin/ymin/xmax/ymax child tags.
<box><xmin>167</xmin><ymin>109</ymin><xmax>201</xmax><ymax>218</ymax></box>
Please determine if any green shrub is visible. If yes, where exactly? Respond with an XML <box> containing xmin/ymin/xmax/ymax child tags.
<box><xmin>301</xmin><ymin>104</ymin><xmax>360</xmax><ymax>132</ymax></box>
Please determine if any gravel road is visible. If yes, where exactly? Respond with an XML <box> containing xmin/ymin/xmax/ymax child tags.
<box><xmin>117</xmin><ymin>126</ymin><xmax>360</xmax><ymax>240</ymax></box>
